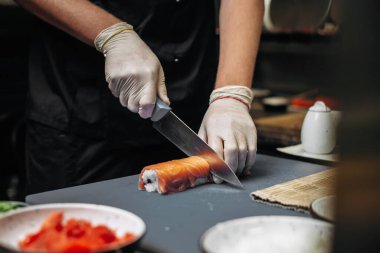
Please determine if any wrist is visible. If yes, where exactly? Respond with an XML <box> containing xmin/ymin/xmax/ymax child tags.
<box><xmin>94</xmin><ymin>22</ymin><xmax>134</xmax><ymax>54</ymax></box>
<box><xmin>209</xmin><ymin>85</ymin><xmax>254</xmax><ymax>110</ymax></box>
<box><xmin>210</xmin><ymin>96</ymin><xmax>250</xmax><ymax>110</ymax></box>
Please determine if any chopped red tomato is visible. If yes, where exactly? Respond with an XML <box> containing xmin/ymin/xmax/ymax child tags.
<box><xmin>19</xmin><ymin>211</ymin><xmax>136</xmax><ymax>253</ymax></box>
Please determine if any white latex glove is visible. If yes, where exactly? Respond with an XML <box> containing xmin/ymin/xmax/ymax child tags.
<box><xmin>95</xmin><ymin>22</ymin><xmax>170</xmax><ymax>118</ymax></box>
<box><xmin>198</xmin><ymin>87</ymin><xmax>257</xmax><ymax>184</ymax></box>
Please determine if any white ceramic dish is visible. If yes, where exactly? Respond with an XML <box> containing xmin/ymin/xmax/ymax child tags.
<box><xmin>311</xmin><ymin>195</ymin><xmax>336</xmax><ymax>222</ymax></box>
<box><xmin>277</xmin><ymin>144</ymin><xmax>339</xmax><ymax>162</ymax></box>
<box><xmin>262</xmin><ymin>96</ymin><xmax>289</xmax><ymax>112</ymax></box>
<box><xmin>0</xmin><ymin>203</ymin><xmax>146</xmax><ymax>252</ymax></box>
<box><xmin>201</xmin><ymin>216</ymin><xmax>333</xmax><ymax>253</ymax></box>
<box><xmin>263</xmin><ymin>96</ymin><xmax>289</xmax><ymax>105</ymax></box>
<box><xmin>301</xmin><ymin>101</ymin><xmax>337</xmax><ymax>154</ymax></box>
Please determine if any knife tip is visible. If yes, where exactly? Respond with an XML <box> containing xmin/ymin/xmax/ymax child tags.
<box><xmin>227</xmin><ymin>181</ymin><xmax>245</xmax><ymax>190</ymax></box>
<box><xmin>236</xmin><ymin>183</ymin><xmax>245</xmax><ymax>190</ymax></box>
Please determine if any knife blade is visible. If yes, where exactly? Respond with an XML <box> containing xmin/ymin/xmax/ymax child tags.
<box><xmin>151</xmin><ymin>98</ymin><xmax>244</xmax><ymax>188</ymax></box>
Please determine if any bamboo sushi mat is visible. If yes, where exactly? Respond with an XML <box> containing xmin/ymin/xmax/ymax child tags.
<box><xmin>251</xmin><ymin>168</ymin><xmax>336</xmax><ymax>213</ymax></box>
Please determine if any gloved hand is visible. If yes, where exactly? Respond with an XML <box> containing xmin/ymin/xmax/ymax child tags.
<box><xmin>198</xmin><ymin>86</ymin><xmax>257</xmax><ymax>183</ymax></box>
<box><xmin>95</xmin><ymin>22</ymin><xmax>170</xmax><ymax>118</ymax></box>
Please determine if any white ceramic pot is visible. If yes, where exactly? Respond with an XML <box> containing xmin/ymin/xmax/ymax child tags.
<box><xmin>263</xmin><ymin>0</ymin><xmax>332</xmax><ymax>33</ymax></box>
<box><xmin>301</xmin><ymin>101</ymin><xmax>340</xmax><ymax>154</ymax></box>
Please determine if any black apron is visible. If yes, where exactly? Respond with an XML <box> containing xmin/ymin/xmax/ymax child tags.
<box><xmin>26</xmin><ymin>0</ymin><xmax>218</xmax><ymax>194</ymax></box>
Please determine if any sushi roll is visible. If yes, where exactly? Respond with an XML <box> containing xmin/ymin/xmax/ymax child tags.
<box><xmin>138</xmin><ymin>156</ymin><xmax>212</xmax><ymax>194</ymax></box>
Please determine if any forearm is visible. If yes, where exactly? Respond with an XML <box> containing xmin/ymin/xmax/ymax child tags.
<box><xmin>215</xmin><ymin>0</ymin><xmax>264</xmax><ymax>89</ymax></box>
<box><xmin>15</xmin><ymin>0</ymin><xmax>121</xmax><ymax>46</ymax></box>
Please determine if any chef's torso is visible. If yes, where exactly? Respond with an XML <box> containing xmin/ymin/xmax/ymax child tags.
<box><xmin>27</xmin><ymin>0</ymin><xmax>218</xmax><ymax>145</ymax></box>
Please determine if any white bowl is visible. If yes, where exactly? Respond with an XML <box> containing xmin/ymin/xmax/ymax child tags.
<box><xmin>262</xmin><ymin>96</ymin><xmax>289</xmax><ymax>111</ymax></box>
<box><xmin>201</xmin><ymin>216</ymin><xmax>333</xmax><ymax>253</ymax></box>
<box><xmin>311</xmin><ymin>195</ymin><xmax>336</xmax><ymax>222</ymax></box>
<box><xmin>0</xmin><ymin>203</ymin><xmax>146</xmax><ymax>253</ymax></box>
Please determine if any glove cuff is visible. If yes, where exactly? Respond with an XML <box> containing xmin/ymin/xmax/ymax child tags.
<box><xmin>94</xmin><ymin>22</ymin><xmax>134</xmax><ymax>53</ymax></box>
<box><xmin>209</xmin><ymin>85</ymin><xmax>254</xmax><ymax>110</ymax></box>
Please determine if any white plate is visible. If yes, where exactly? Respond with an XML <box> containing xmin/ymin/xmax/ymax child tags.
<box><xmin>277</xmin><ymin>144</ymin><xmax>339</xmax><ymax>162</ymax></box>
<box><xmin>0</xmin><ymin>203</ymin><xmax>146</xmax><ymax>252</ymax></box>
<box><xmin>311</xmin><ymin>195</ymin><xmax>336</xmax><ymax>222</ymax></box>
<box><xmin>201</xmin><ymin>216</ymin><xmax>333</xmax><ymax>253</ymax></box>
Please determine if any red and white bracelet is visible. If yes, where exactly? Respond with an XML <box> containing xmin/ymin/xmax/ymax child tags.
<box><xmin>209</xmin><ymin>85</ymin><xmax>254</xmax><ymax>110</ymax></box>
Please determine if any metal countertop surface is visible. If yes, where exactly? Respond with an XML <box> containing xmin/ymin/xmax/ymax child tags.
<box><xmin>26</xmin><ymin>154</ymin><xmax>329</xmax><ymax>253</ymax></box>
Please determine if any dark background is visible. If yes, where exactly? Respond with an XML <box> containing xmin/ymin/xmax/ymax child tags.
<box><xmin>0</xmin><ymin>4</ymin><xmax>30</xmax><ymax>200</ymax></box>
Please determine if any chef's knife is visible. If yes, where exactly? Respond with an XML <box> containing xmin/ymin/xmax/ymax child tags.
<box><xmin>151</xmin><ymin>98</ymin><xmax>244</xmax><ymax>189</ymax></box>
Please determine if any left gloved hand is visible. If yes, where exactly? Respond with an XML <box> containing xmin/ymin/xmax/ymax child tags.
<box><xmin>198</xmin><ymin>86</ymin><xmax>257</xmax><ymax>183</ymax></box>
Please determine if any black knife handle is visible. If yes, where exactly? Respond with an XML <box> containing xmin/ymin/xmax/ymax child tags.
<box><xmin>151</xmin><ymin>98</ymin><xmax>172</xmax><ymax>122</ymax></box>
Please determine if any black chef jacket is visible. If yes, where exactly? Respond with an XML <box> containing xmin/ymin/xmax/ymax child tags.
<box><xmin>25</xmin><ymin>0</ymin><xmax>218</xmax><ymax>193</ymax></box>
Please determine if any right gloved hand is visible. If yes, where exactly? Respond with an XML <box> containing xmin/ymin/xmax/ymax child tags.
<box><xmin>95</xmin><ymin>22</ymin><xmax>170</xmax><ymax>118</ymax></box>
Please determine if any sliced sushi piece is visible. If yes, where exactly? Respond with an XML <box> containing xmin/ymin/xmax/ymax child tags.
<box><xmin>138</xmin><ymin>156</ymin><xmax>211</xmax><ymax>194</ymax></box>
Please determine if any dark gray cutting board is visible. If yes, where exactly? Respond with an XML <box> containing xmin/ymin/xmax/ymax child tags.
<box><xmin>26</xmin><ymin>154</ymin><xmax>329</xmax><ymax>253</ymax></box>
